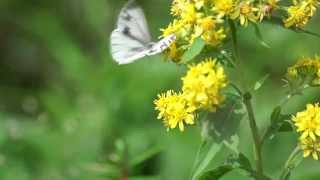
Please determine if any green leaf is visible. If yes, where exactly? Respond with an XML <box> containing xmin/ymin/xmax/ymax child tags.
<box><xmin>227</xmin><ymin>153</ymin><xmax>271</xmax><ymax>180</ymax></box>
<box><xmin>202</xmin><ymin>94</ymin><xmax>245</xmax><ymax>145</ymax></box>
<box><xmin>279</xmin><ymin>147</ymin><xmax>303</xmax><ymax>180</ymax></box>
<box><xmin>129</xmin><ymin>145</ymin><xmax>162</xmax><ymax>167</ymax></box>
<box><xmin>181</xmin><ymin>37</ymin><xmax>206</xmax><ymax>63</ymax></box>
<box><xmin>198</xmin><ymin>165</ymin><xmax>234</xmax><ymax>180</ymax></box>
<box><xmin>253</xmin><ymin>24</ymin><xmax>271</xmax><ymax>48</ymax></box>
<box><xmin>262</xmin><ymin>107</ymin><xmax>293</xmax><ymax>144</ymax></box>
<box><xmin>254</xmin><ymin>74</ymin><xmax>270</xmax><ymax>91</ymax></box>
<box><xmin>191</xmin><ymin>141</ymin><xmax>224</xmax><ymax>180</ymax></box>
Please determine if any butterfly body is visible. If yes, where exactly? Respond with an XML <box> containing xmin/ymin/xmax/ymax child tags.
<box><xmin>110</xmin><ymin>0</ymin><xmax>176</xmax><ymax>64</ymax></box>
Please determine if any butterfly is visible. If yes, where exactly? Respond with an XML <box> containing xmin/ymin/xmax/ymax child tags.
<box><xmin>110</xmin><ymin>0</ymin><xmax>176</xmax><ymax>65</ymax></box>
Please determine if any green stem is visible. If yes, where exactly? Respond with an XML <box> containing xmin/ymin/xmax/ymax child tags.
<box><xmin>279</xmin><ymin>146</ymin><xmax>303</xmax><ymax>180</ymax></box>
<box><xmin>229</xmin><ymin>19</ymin><xmax>264</xmax><ymax>179</ymax></box>
<box><xmin>243</xmin><ymin>92</ymin><xmax>264</xmax><ymax>180</ymax></box>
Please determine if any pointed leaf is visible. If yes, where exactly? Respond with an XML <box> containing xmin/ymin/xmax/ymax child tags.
<box><xmin>254</xmin><ymin>74</ymin><xmax>270</xmax><ymax>91</ymax></box>
<box><xmin>198</xmin><ymin>165</ymin><xmax>233</xmax><ymax>180</ymax></box>
<box><xmin>191</xmin><ymin>141</ymin><xmax>224</xmax><ymax>180</ymax></box>
<box><xmin>253</xmin><ymin>24</ymin><xmax>271</xmax><ymax>48</ymax></box>
<box><xmin>181</xmin><ymin>37</ymin><xmax>206</xmax><ymax>63</ymax></box>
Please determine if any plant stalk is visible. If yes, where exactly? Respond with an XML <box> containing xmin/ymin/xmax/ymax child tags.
<box><xmin>243</xmin><ymin>92</ymin><xmax>264</xmax><ymax>180</ymax></box>
<box><xmin>279</xmin><ymin>146</ymin><xmax>302</xmax><ymax>180</ymax></box>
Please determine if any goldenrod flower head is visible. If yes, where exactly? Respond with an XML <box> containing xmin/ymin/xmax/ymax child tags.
<box><xmin>160</xmin><ymin>19</ymin><xmax>185</xmax><ymax>38</ymax></box>
<box><xmin>171</xmin><ymin>0</ymin><xmax>187</xmax><ymax>17</ymax></box>
<box><xmin>287</xmin><ymin>55</ymin><xmax>320</xmax><ymax>85</ymax></box>
<box><xmin>212</xmin><ymin>0</ymin><xmax>238</xmax><ymax>17</ymax></box>
<box><xmin>300</xmin><ymin>137</ymin><xmax>320</xmax><ymax>160</ymax></box>
<box><xmin>165</xmin><ymin>42</ymin><xmax>183</xmax><ymax>62</ymax></box>
<box><xmin>284</xmin><ymin>4</ymin><xmax>310</xmax><ymax>28</ymax></box>
<box><xmin>284</xmin><ymin>0</ymin><xmax>319</xmax><ymax>28</ymax></box>
<box><xmin>193</xmin><ymin>0</ymin><xmax>208</xmax><ymax>9</ymax></box>
<box><xmin>257</xmin><ymin>0</ymin><xmax>279</xmax><ymax>21</ymax></box>
<box><xmin>198</xmin><ymin>16</ymin><xmax>217</xmax><ymax>31</ymax></box>
<box><xmin>182</xmin><ymin>59</ymin><xmax>227</xmax><ymax>111</ymax></box>
<box><xmin>154</xmin><ymin>90</ymin><xmax>196</xmax><ymax>131</ymax></box>
<box><xmin>181</xmin><ymin>2</ymin><xmax>201</xmax><ymax>23</ymax></box>
<box><xmin>202</xmin><ymin>28</ymin><xmax>226</xmax><ymax>46</ymax></box>
<box><xmin>231</xmin><ymin>1</ymin><xmax>258</xmax><ymax>26</ymax></box>
<box><xmin>292</xmin><ymin>103</ymin><xmax>320</xmax><ymax>141</ymax></box>
<box><xmin>303</xmin><ymin>0</ymin><xmax>320</xmax><ymax>16</ymax></box>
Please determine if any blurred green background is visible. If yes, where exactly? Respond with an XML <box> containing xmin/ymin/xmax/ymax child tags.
<box><xmin>0</xmin><ymin>0</ymin><xmax>319</xmax><ymax>179</ymax></box>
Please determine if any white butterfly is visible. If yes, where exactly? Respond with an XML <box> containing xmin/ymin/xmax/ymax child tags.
<box><xmin>110</xmin><ymin>0</ymin><xmax>176</xmax><ymax>65</ymax></box>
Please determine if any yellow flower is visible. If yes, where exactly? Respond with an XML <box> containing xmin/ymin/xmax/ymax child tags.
<box><xmin>231</xmin><ymin>1</ymin><xmax>258</xmax><ymax>26</ymax></box>
<box><xmin>292</xmin><ymin>103</ymin><xmax>320</xmax><ymax>141</ymax></box>
<box><xmin>171</xmin><ymin>0</ymin><xmax>187</xmax><ymax>17</ymax></box>
<box><xmin>304</xmin><ymin>0</ymin><xmax>320</xmax><ymax>16</ymax></box>
<box><xmin>181</xmin><ymin>3</ymin><xmax>200</xmax><ymax>23</ymax></box>
<box><xmin>300</xmin><ymin>137</ymin><xmax>320</xmax><ymax>160</ymax></box>
<box><xmin>160</xmin><ymin>19</ymin><xmax>185</xmax><ymax>38</ymax></box>
<box><xmin>154</xmin><ymin>90</ymin><xmax>195</xmax><ymax>131</ymax></box>
<box><xmin>193</xmin><ymin>0</ymin><xmax>207</xmax><ymax>9</ymax></box>
<box><xmin>182</xmin><ymin>59</ymin><xmax>227</xmax><ymax>111</ymax></box>
<box><xmin>189</xmin><ymin>16</ymin><xmax>225</xmax><ymax>45</ymax></box>
<box><xmin>202</xmin><ymin>28</ymin><xmax>226</xmax><ymax>46</ymax></box>
<box><xmin>198</xmin><ymin>16</ymin><xmax>217</xmax><ymax>31</ymax></box>
<box><xmin>287</xmin><ymin>55</ymin><xmax>320</xmax><ymax>85</ymax></box>
<box><xmin>284</xmin><ymin>0</ymin><xmax>319</xmax><ymax>28</ymax></box>
<box><xmin>165</xmin><ymin>42</ymin><xmax>183</xmax><ymax>62</ymax></box>
<box><xmin>212</xmin><ymin>0</ymin><xmax>237</xmax><ymax>17</ymax></box>
<box><xmin>284</xmin><ymin>4</ymin><xmax>310</xmax><ymax>28</ymax></box>
<box><xmin>257</xmin><ymin>0</ymin><xmax>279</xmax><ymax>21</ymax></box>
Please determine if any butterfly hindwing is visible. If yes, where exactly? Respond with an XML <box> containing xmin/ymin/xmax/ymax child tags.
<box><xmin>110</xmin><ymin>30</ymin><xmax>149</xmax><ymax>64</ymax></box>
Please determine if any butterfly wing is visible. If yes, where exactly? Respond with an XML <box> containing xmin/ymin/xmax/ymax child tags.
<box><xmin>117</xmin><ymin>0</ymin><xmax>151</xmax><ymax>43</ymax></box>
<box><xmin>110</xmin><ymin>0</ymin><xmax>176</xmax><ymax>64</ymax></box>
<box><xmin>110</xmin><ymin>29</ymin><xmax>149</xmax><ymax>64</ymax></box>
<box><xmin>110</xmin><ymin>0</ymin><xmax>152</xmax><ymax>64</ymax></box>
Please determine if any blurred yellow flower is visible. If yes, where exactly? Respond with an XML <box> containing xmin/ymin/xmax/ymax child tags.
<box><xmin>257</xmin><ymin>0</ymin><xmax>279</xmax><ymax>21</ymax></box>
<box><xmin>231</xmin><ymin>1</ymin><xmax>258</xmax><ymax>26</ymax></box>
<box><xmin>212</xmin><ymin>0</ymin><xmax>237</xmax><ymax>17</ymax></box>
<box><xmin>154</xmin><ymin>90</ymin><xmax>196</xmax><ymax>131</ymax></box>
<box><xmin>182</xmin><ymin>59</ymin><xmax>227</xmax><ymax>111</ymax></box>
<box><xmin>292</xmin><ymin>103</ymin><xmax>320</xmax><ymax>141</ymax></box>
<box><xmin>287</xmin><ymin>55</ymin><xmax>320</xmax><ymax>85</ymax></box>
<box><xmin>300</xmin><ymin>137</ymin><xmax>320</xmax><ymax>160</ymax></box>
<box><xmin>284</xmin><ymin>0</ymin><xmax>319</xmax><ymax>28</ymax></box>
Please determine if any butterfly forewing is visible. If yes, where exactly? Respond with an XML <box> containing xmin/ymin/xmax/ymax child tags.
<box><xmin>110</xmin><ymin>30</ymin><xmax>148</xmax><ymax>64</ymax></box>
<box><xmin>117</xmin><ymin>0</ymin><xmax>151</xmax><ymax>44</ymax></box>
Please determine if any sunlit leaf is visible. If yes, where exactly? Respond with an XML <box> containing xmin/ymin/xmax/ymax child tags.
<box><xmin>254</xmin><ymin>74</ymin><xmax>270</xmax><ymax>91</ymax></box>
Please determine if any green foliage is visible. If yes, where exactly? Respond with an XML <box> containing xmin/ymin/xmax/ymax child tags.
<box><xmin>181</xmin><ymin>38</ymin><xmax>206</xmax><ymax>63</ymax></box>
<box><xmin>0</xmin><ymin>0</ymin><xmax>320</xmax><ymax>180</ymax></box>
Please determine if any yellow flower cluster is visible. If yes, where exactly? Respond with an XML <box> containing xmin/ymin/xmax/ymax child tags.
<box><xmin>154</xmin><ymin>59</ymin><xmax>227</xmax><ymax>131</ymax></box>
<box><xmin>161</xmin><ymin>0</ymin><xmax>319</xmax><ymax>62</ymax></box>
<box><xmin>284</xmin><ymin>0</ymin><xmax>320</xmax><ymax>28</ymax></box>
<box><xmin>182</xmin><ymin>60</ymin><xmax>227</xmax><ymax>111</ymax></box>
<box><xmin>287</xmin><ymin>55</ymin><xmax>320</xmax><ymax>85</ymax></box>
<box><xmin>161</xmin><ymin>0</ymin><xmax>281</xmax><ymax>62</ymax></box>
<box><xmin>154</xmin><ymin>90</ymin><xmax>195</xmax><ymax>131</ymax></box>
<box><xmin>292</xmin><ymin>103</ymin><xmax>320</xmax><ymax>160</ymax></box>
